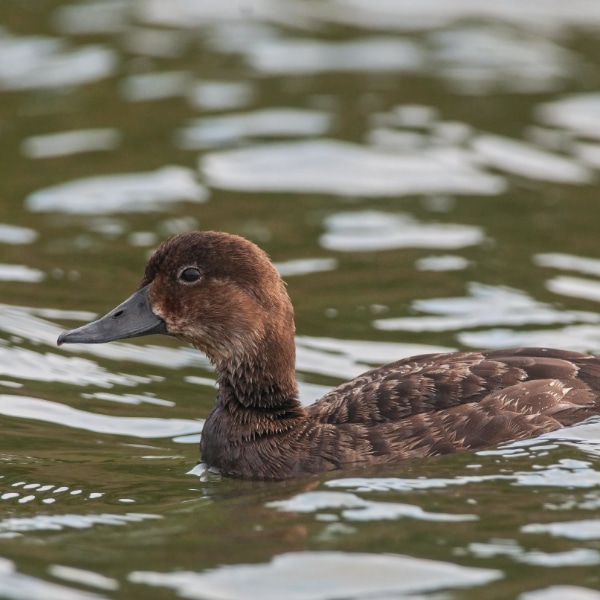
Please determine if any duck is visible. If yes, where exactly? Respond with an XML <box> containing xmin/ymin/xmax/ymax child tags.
<box><xmin>57</xmin><ymin>231</ymin><xmax>600</xmax><ymax>479</ymax></box>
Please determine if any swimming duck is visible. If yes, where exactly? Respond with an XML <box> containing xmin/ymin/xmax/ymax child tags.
<box><xmin>58</xmin><ymin>231</ymin><xmax>600</xmax><ymax>479</ymax></box>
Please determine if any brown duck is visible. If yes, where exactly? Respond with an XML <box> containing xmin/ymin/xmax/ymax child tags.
<box><xmin>58</xmin><ymin>231</ymin><xmax>600</xmax><ymax>479</ymax></box>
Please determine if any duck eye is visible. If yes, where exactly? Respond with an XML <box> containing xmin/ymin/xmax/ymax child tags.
<box><xmin>179</xmin><ymin>267</ymin><xmax>201</xmax><ymax>283</ymax></box>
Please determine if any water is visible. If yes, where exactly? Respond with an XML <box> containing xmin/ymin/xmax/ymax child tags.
<box><xmin>2</xmin><ymin>1</ymin><xmax>600</xmax><ymax>598</ymax></box>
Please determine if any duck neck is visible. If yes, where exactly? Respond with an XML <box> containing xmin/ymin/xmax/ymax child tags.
<box><xmin>214</xmin><ymin>327</ymin><xmax>302</xmax><ymax>415</ymax></box>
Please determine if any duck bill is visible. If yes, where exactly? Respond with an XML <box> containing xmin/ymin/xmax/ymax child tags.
<box><xmin>57</xmin><ymin>284</ymin><xmax>166</xmax><ymax>346</ymax></box>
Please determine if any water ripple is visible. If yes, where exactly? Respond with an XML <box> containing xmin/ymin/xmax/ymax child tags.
<box><xmin>537</xmin><ymin>93</ymin><xmax>600</xmax><ymax>140</ymax></box>
<box><xmin>0</xmin><ymin>556</ymin><xmax>104</xmax><ymax>600</ymax></box>
<box><xmin>295</xmin><ymin>336</ymin><xmax>453</xmax><ymax>381</ymax></box>
<box><xmin>267</xmin><ymin>491</ymin><xmax>476</xmax><ymax>522</ymax></box>
<box><xmin>175</xmin><ymin>109</ymin><xmax>331</xmax><ymax>149</ymax></box>
<box><xmin>48</xmin><ymin>566</ymin><xmax>118</xmax><ymax>592</ymax></box>
<box><xmin>0</xmin><ymin>395</ymin><xmax>203</xmax><ymax>439</ymax></box>
<box><xmin>534</xmin><ymin>252</ymin><xmax>600</xmax><ymax>277</ymax></box>
<box><xmin>187</xmin><ymin>80</ymin><xmax>254</xmax><ymax>111</ymax></box>
<box><xmin>0</xmin><ymin>29</ymin><xmax>116</xmax><ymax>90</ymax></box>
<box><xmin>521</xmin><ymin>586</ymin><xmax>600</xmax><ymax>600</ymax></box>
<box><xmin>129</xmin><ymin>551</ymin><xmax>501</xmax><ymax>600</ymax></box>
<box><xmin>375</xmin><ymin>282</ymin><xmax>600</xmax><ymax>332</ymax></box>
<box><xmin>22</xmin><ymin>129</ymin><xmax>121</xmax><ymax>159</ymax></box>
<box><xmin>546</xmin><ymin>276</ymin><xmax>600</xmax><ymax>302</ymax></box>
<box><xmin>467</xmin><ymin>541</ymin><xmax>600</xmax><ymax>567</ymax></box>
<box><xmin>0</xmin><ymin>224</ymin><xmax>37</xmax><ymax>245</ymax></box>
<box><xmin>0</xmin><ymin>512</ymin><xmax>161</xmax><ymax>535</ymax></box>
<box><xmin>243</xmin><ymin>37</ymin><xmax>423</xmax><ymax>75</ymax></box>
<box><xmin>321</xmin><ymin>210</ymin><xmax>484</xmax><ymax>252</ymax></box>
<box><xmin>26</xmin><ymin>166</ymin><xmax>207</xmax><ymax>215</ymax></box>
<box><xmin>309</xmin><ymin>1</ymin><xmax>600</xmax><ymax>33</ymax></box>
<box><xmin>274</xmin><ymin>258</ymin><xmax>338</xmax><ymax>277</ymax></box>
<box><xmin>522</xmin><ymin>520</ymin><xmax>600</xmax><ymax>541</ymax></box>
<box><xmin>0</xmin><ymin>347</ymin><xmax>139</xmax><ymax>387</ymax></box>
<box><xmin>459</xmin><ymin>324</ymin><xmax>600</xmax><ymax>354</ymax></box>
<box><xmin>201</xmin><ymin>139</ymin><xmax>506</xmax><ymax>197</ymax></box>
<box><xmin>0</xmin><ymin>265</ymin><xmax>44</xmax><ymax>283</ymax></box>
<box><xmin>472</xmin><ymin>134</ymin><xmax>591</xmax><ymax>183</ymax></box>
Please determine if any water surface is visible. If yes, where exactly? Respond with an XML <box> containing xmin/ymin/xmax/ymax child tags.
<box><xmin>2</xmin><ymin>1</ymin><xmax>600</xmax><ymax>598</ymax></box>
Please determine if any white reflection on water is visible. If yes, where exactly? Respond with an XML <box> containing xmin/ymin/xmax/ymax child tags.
<box><xmin>295</xmin><ymin>336</ymin><xmax>454</xmax><ymax>381</ymax></box>
<box><xmin>48</xmin><ymin>565</ymin><xmax>118</xmax><ymax>592</ymax></box>
<box><xmin>537</xmin><ymin>93</ymin><xmax>600</xmax><ymax>140</ymax></box>
<box><xmin>524</xmin><ymin>419</ymin><xmax>600</xmax><ymax>459</ymax></box>
<box><xmin>175</xmin><ymin>109</ymin><xmax>331</xmax><ymax>149</ymax></box>
<box><xmin>187</xmin><ymin>80</ymin><xmax>254</xmax><ymax>111</ymax></box>
<box><xmin>244</xmin><ymin>37</ymin><xmax>423</xmax><ymax>75</ymax></box>
<box><xmin>0</xmin><ymin>224</ymin><xmax>37</xmax><ymax>245</ymax></box>
<box><xmin>312</xmin><ymin>1</ymin><xmax>600</xmax><ymax>33</ymax></box>
<box><xmin>138</xmin><ymin>0</ymin><xmax>282</xmax><ymax>27</ymax></box>
<box><xmin>195</xmin><ymin>10</ymin><xmax>585</xmax><ymax>93</ymax></box>
<box><xmin>501</xmin><ymin>458</ymin><xmax>600</xmax><ymax>488</ymax></box>
<box><xmin>472</xmin><ymin>134</ymin><xmax>591</xmax><ymax>183</ymax></box>
<box><xmin>459</xmin><ymin>325</ymin><xmax>600</xmax><ymax>354</ymax></box>
<box><xmin>327</xmin><ymin>430</ymin><xmax>600</xmax><ymax>492</ymax></box>
<box><xmin>0</xmin><ymin>348</ymin><xmax>141</xmax><ymax>387</ymax></box>
<box><xmin>534</xmin><ymin>253</ymin><xmax>600</xmax><ymax>277</ymax></box>
<box><xmin>0</xmin><ymin>30</ymin><xmax>116</xmax><ymax>91</ymax></box>
<box><xmin>296</xmin><ymin>382</ymin><xmax>333</xmax><ymax>407</ymax></box>
<box><xmin>201</xmin><ymin>139</ymin><xmax>506</xmax><ymax>197</ymax></box>
<box><xmin>546</xmin><ymin>276</ymin><xmax>600</xmax><ymax>302</ymax></box>
<box><xmin>205</xmin><ymin>22</ymin><xmax>281</xmax><ymax>56</ymax></box>
<box><xmin>0</xmin><ymin>556</ymin><xmax>105</xmax><ymax>600</ymax></box>
<box><xmin>22</xmin><ymin>129</ymin><xmax>121</xmax><ymax>159</ymax></box>
<box><xmin>416</xmin><ymin>255</ymin><xmax>470</xmax><ymax>271</ymax></box>
<box><xmin>392</xmin><ymin>104</ymin><xmax>438</xmax><ymax>128</ymax></box>
<box><xmin>81</xmin><ymin>392</ymin><xmax>175</xmax><ymax>407</ymax></box>
<box><xmin>274</xmin><ymin>258</ymin><xmax>338</xmax><ymax>277</ymax></box>
<box><xmin>520</xmin><ymin>548</ymin><xmax>600</xmax><ymax>567</ymax></box>
<box><xmin>128</xmin><ymin>231</ymin><xmax>157</xmax><ymax>247</ymax></box>
<box><xmin>571</xmin><ymin>141</ymin><xmax>600</xmax><ymax>169</ymax></box>
<box><xmin>430</xmin><ymin>24</ymin><xmax>578</xmax><ymax>95</ymax></box>
<box><xmin>53</xmin><ymin>1</ymin><xmax>128</xmax><ymax>35</ymax></box>
<box><xmin>267</xmin><ymin>491</ymin><xmax>476</xmax><ymax>522</ymax></box>
<box><xmin>522</xmin><ymin>586</ymin><xmax>600</xmax><ymax>600</ymax></box>
<box><xmin>321</xmin><ymin>211</ymin><xmax>484</xmax><ymax>252</ymax></box>
<box><xmin>129</xmin><ymin>551</ymin><xmax>501</xmax><ymax>600</ymax></box>
<box><xmin>522</xmin><ymin>520</ymin><xmax>600</xmax><ymax>541</ymax></box>
<box><xmin>467</xmin><ymin>541</ymin><xmax>600</xmax><ymax>567</ymax></box>
<box><xmin>120</xmin><ymin>71</ymin><xmax>190</xmax><ymax>102</ymax></box>
<box><xmin>0</xmin><ymin>512</ymin><xmax>161</xmax><ymax>535</ymax></box>
<box><xmin>375</xmin><ymin>282</ymin><xmax>600</xmax><ymax>332</ymax></box>
<box><xmin>26</xmin><ymin>166</ymin><xmax>207</xmax><ymax>215</ymax></box>
<box><xmin>327</xmin><ymin>475</ymin><xmax>500</xmax><ymax>493</ymax></box>
<box><xmin>123</xmin><ymin>27</ymin><xmax>189</xmax><ymax>58</ymax></box>
<box><xmin>0</xmin><ymin>395</ymin><xmax>203</xmax><ymax>439</ymax></box>
<box><xmin>0</xmin><ymin>265</ymin><xmax>44</xmax><ymax>283</ymax></box>
<box><xmin>367</xmin><ymin>127</ymin><xmax>428</xmax><ymax>152</ymax></box>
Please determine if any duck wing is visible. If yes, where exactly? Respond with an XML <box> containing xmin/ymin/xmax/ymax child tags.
<box><xmin>306</xmin><ymin>348</ymin><xmax>600</xmax><ymax>456</ymax></box>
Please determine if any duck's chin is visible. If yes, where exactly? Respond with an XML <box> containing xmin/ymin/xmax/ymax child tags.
<box><xmin>177</xmin><ymin>326</ymin><xmax>262</xmax><ymax>366</ymax></box>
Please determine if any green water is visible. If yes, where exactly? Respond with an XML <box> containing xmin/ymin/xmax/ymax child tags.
<box><xmin>1</xmin><ymin>2</ymin><xmax>600</xmax><ymax>598</ymax></box>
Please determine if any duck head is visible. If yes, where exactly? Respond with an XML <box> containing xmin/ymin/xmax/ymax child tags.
<box><xmin>58</xmin><ymin>232</ymin><xmax>297</xmax><ymax>379</ymax></box>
